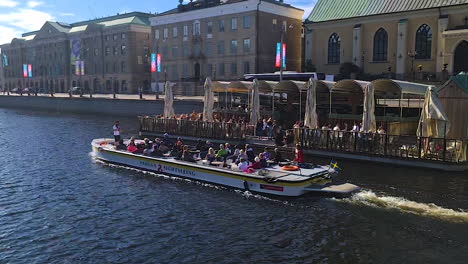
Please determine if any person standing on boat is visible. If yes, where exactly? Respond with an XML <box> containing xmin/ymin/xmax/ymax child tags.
<box><xmin>294</xmin><ymin>144</ymin><xmax>304</xmax><ymax>164</ymax></box>
<box><xmin>113</xmin><ymin>121</ymin><xmax>121</xmax><ymax>142</ymax></box>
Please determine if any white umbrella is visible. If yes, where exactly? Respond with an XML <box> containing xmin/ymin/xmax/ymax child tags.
<box><xmin>203</xmin><ymin>77</ymin><xmax>214</xmax><ymax>122</ymax></box>
<box><xmin>417</xmin><ymin>86</ymin><xmax>450</xmax><ymax>137</ymax></box>
<box><xmin>303</xmin><ymin>78</ymin><xmax>318</xmax><ymax>129</ymax></box>
<box><xmin>249</xmin><ymin>79</ymin><xmax>260</xmax><ymax>125</ymax></box>
<box><xmin>163</xmin><ymin>81</ymin><xmax>175</xmax><ymax>118</ymax></box>
<box><xmin>362</xmin><ymin>83</ymin><xmax>376</xmax><ymax>133</ymax></box>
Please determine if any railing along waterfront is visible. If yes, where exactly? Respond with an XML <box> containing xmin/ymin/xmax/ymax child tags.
<box><xmin>138</xmin><ymin>116</ymin><xmax>467</xmax><ymax>164</ymax></box>
<box><xmin>298</xmin><ymin>129</ymin><xmax>467</xmax><ymax>163</ymax></box>
<box><xmin>138</xmin><ymin>116</ymin><xmax>254</xmax><ymax>140</ymax></box>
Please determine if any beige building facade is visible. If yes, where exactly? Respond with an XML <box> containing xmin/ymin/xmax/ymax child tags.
<box><xmin>150</xmin><ymin>0</ymin><xmax>304</xmax><ymax>83</ymax></box>
<box><xmin>0</xmin><ymin>12</ymin><xmax>153</xmax><ymax>93</ymax></box>
<box><xmin>304</xmin><ymin>0</ymin><xmax>468</xmax><ymax>81</ymax></box>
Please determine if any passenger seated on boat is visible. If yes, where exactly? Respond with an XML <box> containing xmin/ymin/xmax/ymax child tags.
<box><xmin>216</xmin><ymin>144</ymin><xmax>229</xmax><ymax>160</ymax></box>
<box><xmin>143</xmin><ymin>144</ymin><xmax>154</xmax><ymax>156</ymax></box>
<box><xmin>245</xmin><ymin>144</ymin><xmax>255</xmax><ymax>162</ymax></box>
<box><xmin>235</xmin><ymin>150</ymin><xmax>248</xmax><ymax>164</ymax></box>
<box><xmin>238</xmin><ymin>158</ymin><xmax>249</xmax><ymax>171</ymax></box>
<box><xmin>247</xmin><ymin>157</ymin><xmax>262</xmax><ymax>172</ymax></box>
<box><xmin>226</xmin><ymin>147</ymin><xmax>240</xmax><ymax>162</ymax></box>
<box><xmin>127</xmin><ymin>141</ymin><xmax>138</xmax><ymax>153</ymax></box>
<box><xmin>176</xmin><ymin>137</ymin><xmax>184</xmax><ymax>150</ymax></box>
<box><xmin>205</xmin><ymin>148</ymin><xmax>216</xmax><ymax>163</ymax></box>
<box><xmin>162</xmin><ymin>133</ymin><xmax>173</xmax><ymax>147</ymax></box>
<box><xmin>182</xmin><ymin>149</ymin><xmax>196</xmax><ymax>162</ymax></box>
<box><xmin>195</xmin><ymin>139</ymin><xmax>205</xmax><ymax>150</ymax></box>
<box><xmin>170</xmin><ymin>145</ymin><xmax>182</xmax><ymax>159</ymax></box>
<box><xmin>115</xmin><ymin>139</ymin><xmax>127</xmax><ymax>150</ymax></box>
<box><xmin>272</xmin><ymin>148</ymin><xmax>284</xmax><ymax>163</ymax></box>
<box><xmin>224</xmin><ymin>143</ymin><xmax>232</xmax><ymax>155</ymax></box>
<box><xmin>259</xmin><ymin>153</ymin><xmax>268</xmax><ymax>168</ymax></box>
<box><xmin>262</xmin><ymin>148</ymin><xmax>272</xmax><ymax>160</ymax></box>
<box><xmin>150</xmin><ymin>147</ymin><xmax>163</xmax><ymax>157</ymax></box>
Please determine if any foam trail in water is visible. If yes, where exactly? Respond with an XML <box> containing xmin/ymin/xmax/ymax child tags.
<box><xmin>343</xmin><ymin>190</ymin><xmax>468</xmax><ymax>223</ymax></box>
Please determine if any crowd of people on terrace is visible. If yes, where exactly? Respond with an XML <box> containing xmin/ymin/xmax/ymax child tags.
<box><xmin>113</xmin><ymin>132</ymin><xmax>305</xmax><ymax>173</ymax></box>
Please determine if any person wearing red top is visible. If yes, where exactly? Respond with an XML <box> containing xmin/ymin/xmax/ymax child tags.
<box><xmin>294</xmin><ymin>144</ymin><xmax>304</xmax><ymax>163</ymax></box>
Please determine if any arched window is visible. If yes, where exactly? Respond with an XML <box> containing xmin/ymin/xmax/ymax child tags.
<box><xmin>415</xmin><ymin>24</ymin><xmax>432</xmax><ymax>59</ymax></box>
<box><xmin>328</xmin><ymin>33</ymin><xmax>340</xmax><ymax>64</ymax></box>
<box><xmin>373</xmin><ymin>28</ymin><xmax>388</xmax><ymax>62</ymax></box>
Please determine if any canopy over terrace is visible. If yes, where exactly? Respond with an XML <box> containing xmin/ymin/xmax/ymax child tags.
<box><xmin>212</xmin><ymin>79</ymin><xmax>332</xmax><ymax>122</ymax></box>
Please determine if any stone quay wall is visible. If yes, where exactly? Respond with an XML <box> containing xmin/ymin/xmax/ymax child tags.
<box><xmin>0</xmin><ymin>95</ymin><xmax>203</xmax><ymax>117</ymax></box>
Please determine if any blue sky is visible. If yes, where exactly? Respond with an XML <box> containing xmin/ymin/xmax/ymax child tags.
<box><xmin>0</xmin><ymin>0</ymin><xmax>316</xmax><ymax>45</ymax></box>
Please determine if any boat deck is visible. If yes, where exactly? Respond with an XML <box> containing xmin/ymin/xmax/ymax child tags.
<box><xmin>93</xmin><ymin>139</ymin><xmax>330</xmax><ymax>183</ymax></box>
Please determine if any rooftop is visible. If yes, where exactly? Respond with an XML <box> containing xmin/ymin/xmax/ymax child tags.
<box><xmin>160</xmin><ymin>0</ymin><xmax>300</xmax><ymax>16</ymax></box>
<box><xmin>306</xmin><ymin>0</ymin><xmax>468</xmax><ymax>23</ymax></box>
<box><xmin>20</xmin><ymin>11</ymin><xmax>154</xmax><ymax>38</ymax></box>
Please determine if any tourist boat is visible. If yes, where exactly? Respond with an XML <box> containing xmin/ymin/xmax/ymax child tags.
<box><xmin>91</xmin><ymin>139</ymin><xmax>360</xmax><ymax>197</ymax></box>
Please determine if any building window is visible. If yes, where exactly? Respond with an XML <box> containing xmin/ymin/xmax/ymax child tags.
<box><xmin>206</xmin><ymin>64</ymin><xmax>213</xmax><ymax>77</ymax></box>
<box><xmin>207</xmin><ymin>21</ymin><xmax>213</xmax><ymax>34</ymax></box>
<box><xmin>373</xmin><ymin>28</ymin><xmax>388</xmax><ymax>62</ymax></box>
<box><xmin>106</xmin><ymin>35</ymin><xmax>110</xmax><ymax>41</ymax></box>
<box><xmin>243</xmin><ymin>39</ymin><xmax>251</xmax><ymax>53</ymax></box>
<box><xmin>155</xmin><ymin>29</ymin><xmax>160</xmax><ymax>39</ymax></box>
<box><xmin>205</xmin><ymin>43</ymin><xmax>213</xmax><ymax>57</ymax></box>
<box><xmin>94</xmin><ymin>48</ymin><xmax>99</xmax><ymax>56</ymax></box>
<box><xmin>121</xmin><ymin>33</ymin><xmax>126</xmax><ymax>39</ymax></box>
<box><xmin>173</xmin><ymin>27</ymin><xmax>178</xmax><ymax>38</ymax></box>
<box><xmin>230</xmin><ymin>62</ymin><xmax>237</xmax><ymax>75</ymax></box>
<box><xmin>121</xmin><ymin>45</ymin><xmax>126</xmax><ymax>55</ymax></box>
<box><xmin>415</xmin><ymin>24</ymin><xmax>432</xmax><ymax>60</ymax></box>
<box><xmin>121</xmin><ymin>61</ymin><xmax>126</xmax><ymax>73</ymax></box>
<box><xmin>162</xmin><ymin>46</ymin><xmax>168</xmax><ymax>57</ymax></box>
<box><xmin>113</xmin><ymin>46</ymin><xmax>118</xmax><ymax>56</ymax></box>
<box><xmin>183</xmin><ymin>25</ymin><xmax>188</xmax><ymax>36</ymax></box>
<box><xmin>121</xmin><ymin>80</ymin><xmax>127</xmax><ymax>91</ymax></box>
<box><xmin>230</xmin><ymin>40</ymin><xmax>238</xmax><ymax>54</ymax></box>
<box><xmin>172</xmin><ymin>46</ymin><xmax>178</xmax><ymax>57</ymax></box>
<box><xmin>218</xmin><ymin>63</ymin><xmax>225</xmax><ymax>76</ymax></box>
<box><xmin>231</xmin><ymin>18</ymin><xmax>238</xmax><ymax>31</ymax></box>
<box><xmin>105</xmin><ymin>46</ymin><xmax>110</xmax><ymax>56</ymax></box>
<box><xmin>243</xmin><ymin>16</ymin><xmax>251</xmax><ymax>29</ymax></box>
<box><xmin>193</xmin><ymin>21</ymin><xmax>201</xmax><ymax>35</ymax></box>
<box><xmin>243</xmin><ymin>61</ymin><xmax>250</xmax><ymax>74</ymax></box>
<box><xmin>172</xmin><ymin>65</ymin><xmax>178</xmax><ymax>80</ymax></box>
<box><xmin>182</xmin><ymin>44</ymin><xmax>189</xmax><ymax>57</ymax></box>
<box><xmin>219</xmin><ymin>20</ymin><xmax>225</xmax><ymax>32</ymax></box>
<box><xmin>182</xmin><ymin>64</ymin><xmax>189</xmax><ymax>78</ymax></box>
<box><xmin>218</xmin><ymin>40</ymin><xmax>225</xmax><ymax>55</ymax></box>
<box><xmin>163</xmin><ymin>28</ymin><xmax>168</xmax><ymax>39</ymax></box>
<box><xmin>327</xmin><ymin>33</ymin><xmax>340</xmax><ymax>64</ymax></box>
<box><xmin>113</xmin><ymin>34</ymin><xmax>117</xmax><ymax>40</ymax></box>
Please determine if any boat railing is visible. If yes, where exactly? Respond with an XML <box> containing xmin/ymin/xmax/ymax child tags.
<box><xmin>138</xmin><ymin>116</ymin><xmax>255</xmax><ymax>140</ymax></box>
<box><xmin>297</xmin><ymin>128</ymin><xmax>467</xmax><ymax>163</ymax></box>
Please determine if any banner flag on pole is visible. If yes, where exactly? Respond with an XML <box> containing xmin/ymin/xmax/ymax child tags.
<box><xmin>275</xmin><ymin>43</ymin><xmax>281</xmax><ymax>68</ymax></box>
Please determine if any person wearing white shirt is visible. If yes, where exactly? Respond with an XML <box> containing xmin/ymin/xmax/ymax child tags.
<box><xmin>113</xmin><ymin>120</ymin><xmax>121</xmax><ymax>142</ymax></box>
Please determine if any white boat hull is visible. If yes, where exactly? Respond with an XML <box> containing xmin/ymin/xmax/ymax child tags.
<box><xmin>92</xmin><ymin>139</ymin><xmax>359</xmax><ymax>197</ymax></box>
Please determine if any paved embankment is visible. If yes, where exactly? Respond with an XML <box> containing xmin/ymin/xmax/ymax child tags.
<box><xmin>0</xmin><ymin>94</ymin><xmax>203</xmax><ymax>116</ymax></box>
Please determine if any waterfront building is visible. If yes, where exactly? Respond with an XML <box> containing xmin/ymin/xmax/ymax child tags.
<box><xmin>150</xmin><ymin>0</ymin><xmax>304</xmax><ymax>87</ymax></box>
<box><xmin>0</xmin><ymin>12</ymin><xmax>153</xmax><ymax>93</ymax></box>
<box><xmin>304</xmin><ymin>0</ymin><xmax>468</xmax><ymax>81</ymax></box>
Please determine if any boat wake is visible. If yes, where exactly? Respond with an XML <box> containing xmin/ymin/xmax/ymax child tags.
<box><xmin>342</xmin><ymin>190</ymin><xmax>468</xmax><ymax>223</ymax></box>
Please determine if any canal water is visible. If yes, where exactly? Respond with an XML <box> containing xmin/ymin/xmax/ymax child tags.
<box><xmin>0</xmin><ymin>108</ymin><xmax>467</xmax><ymax>264</ymax></box>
